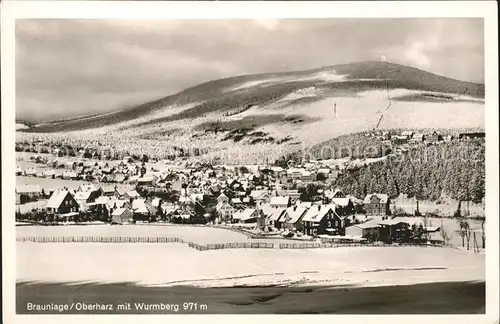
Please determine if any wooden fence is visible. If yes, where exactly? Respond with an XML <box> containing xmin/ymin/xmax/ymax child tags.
<box><xmin>16</xmin><ymin>236</ymin><xmax>445</xmax><ymax>251</ymax></box>
<box><xmin>17</xmin><ymin>236</ymin><xmax>185</xmax><ymax>244</ymax></box>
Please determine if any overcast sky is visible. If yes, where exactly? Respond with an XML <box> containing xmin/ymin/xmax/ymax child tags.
<box><xmin>16</xmin><ymin>18</ymin><xmax>484</xmax><ymax>122</ymax></box>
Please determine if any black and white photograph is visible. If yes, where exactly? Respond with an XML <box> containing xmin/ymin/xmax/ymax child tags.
<box><xmin>2</xmin><ymin>1</ymin><xmax>499</xmax><ymax>322</ymax></box>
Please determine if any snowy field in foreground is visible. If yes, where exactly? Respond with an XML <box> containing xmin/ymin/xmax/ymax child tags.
<box><xmin>17</xmin><ymin>243</ymin><xmax>484</xmax><ymax>288</ymax></box>
<box><xmin>16</xmin><ymin>224</ymin><xmax>287</xmax><ymax>244</ymax></box>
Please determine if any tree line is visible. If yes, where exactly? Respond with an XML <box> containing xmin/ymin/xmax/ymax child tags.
<box><xmin>333</xmin><ymin>140</ymin><xmax>485</xmax><ymax>203</ymax></box>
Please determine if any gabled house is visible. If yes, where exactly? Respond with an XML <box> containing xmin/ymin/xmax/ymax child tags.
<box><xmin>46</xmin><ymin>189</ymin><xmax>80</xmax><ymax>216</ymax></box>
<box><xmin>23</xmin><ymin>168</ymin><xmax>37</xmax><ymax>177</ymax></box>
<box><xmin>250</xmin><ymin>190</ymin><xmax>271</xmax><ymax>204</ymax></box>
<box><xmin>363</xmin><ymin>193</ymin><xmax>390</xmax><ymax>215</ymax></box>
<box><xmin>111</xmin><ymin>207</ymin><xmax>133</xmax><ymax>225</ymax></box>
<box><xmin>124</xmin><ymin>190</ymin><xmax>141</xmax><ymax>201</ymax></box>
<box><xmin>331</xmin><ymin>197</ymin><xmax>354</xmax><ymax>216</ymax></box>
<box><xmin>301</xmin><ymin>205</ymin><xmax>343</xmax><ymax>236</ymax></box>
<box><xmin>231</xmin><ymin>197</ymin><xmax>243</xmax><ymax>205</ymax></box>
<box><xmin>345</xmin><ymin>220</ymin><xmax>381</xmax><ymax>241</ymax></box>
<box><xmin>281</xmin><ymin>206</ymin><xmax>308</xmax><ymax>231</ymax></box>
<box><xmin>132</xmin><ymin>199</ymin><xmax>155</xmax><ymax>221</ymax></box>
<box><xmin>101</xmin><ymin>185</ymin><xmax>116</xmax><ymax>197</ymax></box>
<box><xmin>378</xmin><ymin>218</ymin><xmax>410</xmax><ymax>243</ymax></box>
<box><xmin>410</xmin><ymin>133</ymin><xmax>425</xmax><ymax>144</ymax></box>
<box><xmin>74</xmin><ymin>190</ymin><xmax>99</xmax><ymax>211</ymax></box>
<box><xmin>215</xmin><ymin>202</ymin><xmax>236</xmax><ymax>222</ymax></box>
<box><xmin>425</xmin><ymin>131</ymin><xmax>442</xmax><ymax>143</ymax></box>
<box><xmin>270</xmin><ymin>196</ymin><xmax>291</xmax><ymax>209</ymax></box>
<box><xmin>15</xmin><ymin>185</ymin><xmax>42</xmax><ymax>204</ymax></box>
<box><xmin>42</xmin><ymin>169</ymin><xmax>56</xmax><ymax>179</ymax></box>
<box><xmin>232</xmin><ymin>208</ymin><xmax>258</xmax><ymax>224</ymax></box>
<box><xmin>267</xmin><ymin>208</ymin><xmax>286</xmax><ymax>229</ymax></box>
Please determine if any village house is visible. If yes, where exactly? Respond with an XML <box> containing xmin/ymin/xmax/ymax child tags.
<box><xmin>23</xmin><ymin>167</ymin><xmax>37</xmax><ymax>177</ymax></box>
<box><xmin>100</xmin><ymin>185</ymin><xmax>116</xmax><ymax>197</ymax></box>
<box><xmin>45</xmin><ymin>189</ymin><xmax>80</xmax><ymax>216</ymax></box>
<box><xmin>345</xmin><ymin>220</ymin><xmax>381</xmax><ymax>241</ymax></box>
<box><xmin>331</xmin><ymin>197</ymin><xmax>355</xmax><ymax>216</ymax></box>
<box><xmin>15</xmin><ymin>185</ymin><xmax>43</xmax><ymax>205</ymax></box>
<box><xmin>65</xmin><ymin>161</ymin><xmax>77</xmax><ymax>170</ymax></box>
<box><xmin>250</xmin><ymin>190</ymin><xmax>271</xmax><ymax>204</ymax></box>
<box><xmin>137</xmin><ymin>175</ymin><xmax>157</xmax><ymax>186</ymax></box>
<box><xmin>281</xmin><ymin>206</ymin><xmax>307</xmax><ymax>231</ymax></box>
<box><xmin>458</xmin><ymin>132</ymin><xmax>485</xmax><ymax>140</ymax></box>
<box><xmin>301</xmin><ymin>205</ymin><xmax>343</xmax><ymax>236</ymax></box>
<box><xmin>124</xmin><ymin>190</ymin><xmax>141</xmax><ymax>201</ymax></box>
<box><xmin>401</xmin><ymin>131</ymin><xmax>414</xmax><ymax>139</ymax></box>
<box><xmin>132</xmin><ymin>198</ymin><xmax>156</xmax><ymax>221</ymax></box>
<box><xmin>215</xmin><ymin>202</ymin><xmax>236</xmax><ymax>222</ymax></box>
<box><xmin>363</xmin><ymin>193</ymin><xmax>390</xmax><ymax>215</ymax></box>
<box><xmin>111</xmin><ymin>207</ymin><xmax>134</xmax><ymax>225</ymax></box>
<box><xmin>286</xmin><ymin>168</ymin><xmax>305</xmax><ymax>180</ymax></box>
<box><xmin>378</xmin><ymin>218</ymin><xmax>411</xmax><ymax>242</ymax></box>
<box><xmin>301</xmin><ymin>170</ymin><xmax>317</xmax><ymax>182</ymax></box>
<box><xmin>232</xmin><ymin>208</ymin><xmax>259</xmax><ymax>224</ymax></box>
<box><xmin>410</xmin><ymin>133</ymin><xmax>425</xmax><ymax>144</ymax></box>
<box><xmin>62</xmin><ymin>170</ymin><xmax>79</xmax><ymax>180</ymax></box>
<box><xmin>391</xmin><ymin>135</ymin><xmax>409</xmax><ymax>145</ymax></box>
<box><xmin>425</xmin><ymin>131</ymin><xmax>442</xmax><ymax>143</ymax></box>
<box><xmin>74</xmin><ymin>190</ymin><xmax>99</xmax><ymax>211</ymax></box>
<box><xmin>267</xmin><ymin>208</ymin><xmax>286</xmax><ymax>229</ymax></box>
<box><xmin>270</xmin><ymin>196</ymin><xmax>291</xmax><ymax>209</ymax></box>
<box><xmin>217</xmin><ymin>193</ymin><xmax>229</xmax><ymax>203</ymax></box>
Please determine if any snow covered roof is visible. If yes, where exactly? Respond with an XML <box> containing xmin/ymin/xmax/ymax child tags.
<box><xmin>94</xmin><ymin>196</ymin><xmax>112</xmax><ymax>205</ymax></box>
<box><xmin>112</xmin><ymin>208</ymin><xmax>130</xmax><ymax>216</ymax></box>
<box><xmin>46</xmin><ymin>190</ymin><xmax>72</xmax><ymax>209</ymax></box>
<box><xmin>331</xmin><ymin>197</ymin><xmax>351</xmax><ymax>207</ymax></box>
<box><xmin>101</xmin><ymin>185</ymin><xmax>115</xmax><ymax>193</ymax></box>
<box><xmin>216</xmin><ymin>202</ymin><xmax>233</xmax><ymax>211</ymax></box>
<box><xmin>126</xmin><ymin>190</ymin><xmax>141</xmax><ymax>198</ymax></box>
<box><xmin>349</xmin><ymin>220</ymin><xmax>381</xmax><ymax>229</ymax></box>
<box><xmin>268</xmin><ymin>208</ymin><xmax>286</xmax><ymax>221</ymax></box>
<box><xmin>78</xmin><ymin>184</ymin><xmax>100</xmax><ymax>192</ymax></box>
<box><xmin>283</xmin><ymin>206</ymin><xmax>307</xmax><ymax>224</ymax></box>
<box><xmin>231</xmin><ymin>198</ymin><xmax>243</xmax><ymax>204</ymax></box>
<box><xmin>363</xmin><ymin>193</ymin><xmax>389</xmax><ymax>204</ymax></box>
<box><xmin>270</xmin><ymin>196</ymin><xmax>290</xmax><ymax>206</ymax></box>
<box><xmin>16</xmin><ymin>185</ymin><xmax>41</xmax><ymax>194</ymax></box>
<box><xmin>258</xmin><ymin>203</ymin><xmax>274</xmax><ymax>216</ymax></box>
<box><xmin>132</xmin><ymin>199</ymin><xmax>149</xmax><ymax>213</ymax></box>
<box><xmin>250</xmin><ymin>190</ymin><xmax>270</xmax><ymax>199</ymax></box>
<box><xmin>151</xmin><ymin>198</ymin><xmax>162</xmax><ymax>207</ymax></box>
<box><xmin>74</xmin><ymin>191</ymin><xmax>92</xmax><ymax>200</ymax></box>
<box><xmin>378</xmin><ymin>218</ymin><xmax>410</xmax><ymax>226</ymax></box>
<box><xmin>234</xmin><ymin>208</ymin><xmax>257</xmax><ymax>221</ymax></box>
<box><xmin>302</xmin><ymin>204</ymin><xmax>337</xmax><ymax>222</ymax></box>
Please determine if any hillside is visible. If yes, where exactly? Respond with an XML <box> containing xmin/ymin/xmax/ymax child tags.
<box><xmin>17</xmin><ymin>61</ymin><xmax>485</xmax><ymax>164</ymax></box>
<box><xmin>21</xmin><ymin>61</ymin><xmax>484</xmax><ymax>133</ymax></box>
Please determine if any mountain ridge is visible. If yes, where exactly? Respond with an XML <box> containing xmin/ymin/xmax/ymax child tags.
<box><xmin>20</xmin><ymin>61</ymin><xmax>484</xmax><ymax>134</ymax></box>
